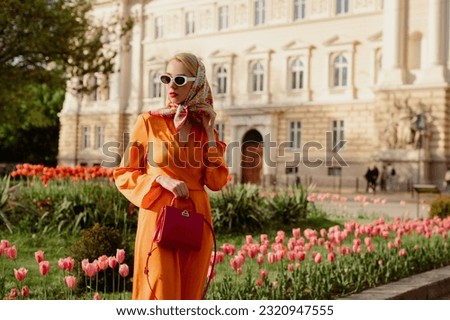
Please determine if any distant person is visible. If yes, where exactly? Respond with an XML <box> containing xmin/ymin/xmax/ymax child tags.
<box><xmin>380</xmin><ymin>165</ymin><xmax>388</xmax><ymax>192</ymax></box>
<box><xmin>364</xmin><ymin>165</ymin><xmax>379</xmax><ymax>193</ymax></box>
<box><xmin>445</xmin><ymin>167</ymin><xmax>450</xmax><ymax>193</ymax></box>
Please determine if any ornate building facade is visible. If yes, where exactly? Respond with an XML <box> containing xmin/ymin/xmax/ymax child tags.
<box><xmin>58</xmin><ymin>0</ymin><xmax>450</xmax><ymax>191</ymax></box>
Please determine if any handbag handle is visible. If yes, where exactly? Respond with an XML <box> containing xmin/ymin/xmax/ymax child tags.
<box><xmin>169</xmin><ymin>196</ymin><xmax>196</xmax><ymax>211</ymax></box>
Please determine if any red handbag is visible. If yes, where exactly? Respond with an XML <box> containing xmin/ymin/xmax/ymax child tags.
<box><xmin>153</xmin><ymin>197</ymin><xmax>204</xmax><ymax>251</ymax></box>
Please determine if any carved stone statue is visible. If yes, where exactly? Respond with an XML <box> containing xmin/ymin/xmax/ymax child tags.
<box><xmin>383</xmin><ymin>98</ymin><xmax>431</xmax><ymax>150</ymax></box>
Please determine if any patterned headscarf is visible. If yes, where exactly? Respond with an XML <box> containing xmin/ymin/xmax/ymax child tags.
<box><xmin>150</xmin><ymin>57</ymin><xmax>213</xmax><ymax>132</ymax></box>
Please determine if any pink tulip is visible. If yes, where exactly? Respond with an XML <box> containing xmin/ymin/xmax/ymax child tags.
<box><xmin>97</xmin><ymin>255</ymin><xmax>109</xmax><ymax>271</ymax></box>
<box><xmin>296</xmin><ymin>251</ymin><xmax>306</xmax><ymax>261</ymax></box>
<box><xmin>259</xmin><ymin>269</ymin><xmax>268</xmax><ymax>279</ymax></box>
<box><xmin>256</xmin><ymin>253</ymin><xmax>264</xmax><ymax>265</ymax></box>
<box><xmin>84</xmin><ymin>263</ymin><xmax>98</xmax><ymax>278</ymax></box>
<box><xmin>398</xmin><ymin>248</ymin><xmax>407</xmax><ymax>257</ymax></box>
<box><xmin>21</xmin><ymin>286</ymin><xmax>30</xmax><ymax>297</ymax></box>
<box><xmin>119</xmin><ymin>264</ymin><xmax>129</xmax><ymax>277</ymax></box>
<box><xmin>14</xmin><ymin>267</ymin><xmax>28</xmax><ymax>281</ymax></box>
<box><xmin>245</xmin><ymin>235</ymin><xmax>253</xmax><ymax>244</ymax></box>
<box><xmin>93</xmin><ymin>292</ymin><xmax>102</xmax><ymax>300</ymax></box>
<box><xmin>64</xmin><ymin>275</ymin><xmax>77</xmax><ymax>289</ymax></box>
<box><xmin>256</xmin><ymin>278</ymin><xmax>263</xmax><ymax>286</ymax></box>
<box><xmin>116</xmin><ymin>249</ymin><xmax>125</xmax><ymax>264</ymax></box>
<box><xmin>9</xmin><ymin>288</ymin><xmax>19</xmax><ymax>299</ymax></box>
<box><xmin>39</xmin><ymin>261</ymin><xmax>50</xmax><ymax>276</ymax></box>
<box><xmin>314</xmin><ymin>252</ymin><xmax>322</xmax><ymax>264</ymax></box>
<box><xmin>260</xmin><ymin>234</ymin><xmax>269</xmax><ymax>243</ymax></box>
<box><xmin>267</xmin><ymin>252</ymin><xmax>276</xmax><ymax>264</ymax></box>
<box><xmin>58</xmin><ymin>257</ymin><xmax>75</xmax><ymax>271</ymax></box>
<box><xmin>327</xmin><ymin>252</ymin><xmax>336</xmax><ymax>263</ymax></box>
<box><xmin>292</xmin><ymin>228</ymin><xmax>301</xmax><ymax>239</ymax></box>
<box><xmin>0</xmin><ymin>239</ymin><xmax>10</xmax><ymax>249</ymax></box>
<box><xmin>6</xmin><ymin>245</ymin><xmax>17</xmax><ymax>260</ymax></box>
<box><xmin>35</xmin><ymin>250</ymin><xmax>45</xmax><ymax>264</ymax></box>
<box><xmin>81</xmin><ymin>258</ymin><xmax>89</xmax><ymax>271</ymax></box>
<box><xmin>108</xmin><ymin>256</ymin><xmax>118</xmax><ymax>269</ymax></box>
<box><xmin>287</xmin><ymin>264</ymin><xmax>294</xmax><ymax>272</ymax></box>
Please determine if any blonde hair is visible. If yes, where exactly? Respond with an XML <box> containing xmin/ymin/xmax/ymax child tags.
<box><xmin>169</xmin><ymin>52</ymin><xmax>199</xmax><ymax>77</ymax></box>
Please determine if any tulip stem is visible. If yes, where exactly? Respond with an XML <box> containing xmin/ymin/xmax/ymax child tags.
<box><xmin>112</xmin><ymin>269</ymin><xmax>115</xmax><ymax>294</ymax></box>
<box><xmin>103</xmin><ymin>270</ymin><xmax>107</xmax><ymax>293</ymax></box>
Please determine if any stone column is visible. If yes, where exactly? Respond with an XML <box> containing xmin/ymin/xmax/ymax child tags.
<box><xmin>126</xmin><ymin>13</ymin><xmax>144</xmax><ymax>114</ymax></box>
<box><xmin>420</xmin><ymin>0</ymin><xmax>447</xmax><ymax>83</ymax></box>
<box><xmin>380</xmin><ymin>0</ymin><xmax>406</xmax><ymax>85</ymax></box>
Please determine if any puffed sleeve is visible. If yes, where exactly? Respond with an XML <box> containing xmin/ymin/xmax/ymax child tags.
<box><xmin>113</xmin><ymin>114</ymin><xmax>163</xmax><ymax>209</ymax></box>
<box><xmin>203</xmin><ymin>132</ymin><xmax>229</xmax><ymax>191</ymax></box>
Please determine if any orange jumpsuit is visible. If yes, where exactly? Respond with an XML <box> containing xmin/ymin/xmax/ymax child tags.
<box><xmin>114</xmin><ymin>113</ymin><xmax>228</xmax><ymax>300</ymax></box>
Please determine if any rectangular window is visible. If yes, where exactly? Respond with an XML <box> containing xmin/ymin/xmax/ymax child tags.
<box><xmin>218</xmin><ymin>6</ymin><xmax>229</xmax><ymax>30</ymax></box>
<box><xmin>82</xmin><ymin>126</ymin><xmax>90</xmax><ymax>150</ymax></box>
<box><xmin>328</xmin><ymin>167</ymin><xmax>342</xmax><ymax>176</ymax></box>
<box><xmin>155</xmin><ymin>16</ymin><xmax>163</xmax><ymax>39</ymax></box>
<box><xmin>186</xmin><ymin>12</ymin><xmax>195</xmax><ymax>35</ymax></box>
<box><xmin>215</xmin><ymin>122</ymin><xmax>225</xmax><ymax>141</ymax></box>
<box><xmin>255</xmin><ymin>0</ymin><xmax>265</xmax><ymax>26</ymax></box>
<box><xmin>336</xmin><ymin>0</ymin><xmax>349</xmax><ymax>15</ymax></box>
<box><xmin>294</xmin><ymin>0</ymin><xmax>306</xmax><ymax>20</ymax></box>
<box><xmin>95</xmin><ymin>126</ymin><xmax>105</xmax><ymax>149</ymax></box>
<box><xmin>289</xmin><ymin>121</ymin><xmax>302</xmax><ymax>149</ymax></box>
<box><xmin>332</xmin><ymin>120</ymin><xmax>345</xmax><ymax>151</ymax></box>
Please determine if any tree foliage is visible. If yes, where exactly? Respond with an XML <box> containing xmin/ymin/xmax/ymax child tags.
<box><xmin>0</xmin><ymin>0</ymin><xmax>133</xmax><ymax>165</ymax></box>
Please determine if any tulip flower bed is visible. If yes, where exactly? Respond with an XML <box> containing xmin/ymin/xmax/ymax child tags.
<box><xmin>1</xmin><ymin>163</ymin><xmax>450</xmax><ymax>300</ymax></box>
<box><xmin>206</xmin><ymin>217</ymin><xmax>450</xmax><ymax>299</ymax></box>
<box><xmin>0</xmin><ymin>233</ymin><xmax>131</xmax><ymax>300</ymax></box>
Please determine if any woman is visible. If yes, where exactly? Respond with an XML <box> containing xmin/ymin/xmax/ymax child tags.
<box><xmin>114</xmin><ymin>52</ymin><xmax>229</xmax><ymax>299</ymax></box>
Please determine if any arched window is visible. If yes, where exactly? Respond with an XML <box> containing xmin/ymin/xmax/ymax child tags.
<box><xmin>291</xmin><ymin>58</ymin><xmax>304</xmax><ymax>90</ymax></box>
<box><xmin>151</xmin><ymin>71</ymin><xmax>162</xmax><ymax>98</ymax></box>
<box><xmin>333</xmin><ymin>55</ymin><xmax>348</xmax><ymax>87</ymax></box>
<box><xmin>252</xmin><ymin>62</ymin><xmax>264</xmax><ymax>92</ymax></box>
<box><xmin>217</xmin><ymin>66</ymin><xmax>228</xmax><ymax>94</ymax></box>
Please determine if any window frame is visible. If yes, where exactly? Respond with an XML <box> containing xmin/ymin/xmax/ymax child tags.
<box><xmin>288</xmin><ymin>120</ymin><xmax>302</xmax><ymax>150</ymax></box>
<box><xmin>185</xmin><ymin>11</ymin><xmax>195</xmax><ymax>35</ymax></box>
<box><xmin>333</xmin><ymin>54</ymin><xmax>348</xmax><ymax>88</ymax></box>
<box><xmin>254</xmin><ymin>0</ymin><xmax>266</xmax><ymax>26</ymax></box>
<box><xmin>218</xmin><ymin>5</ymin><xmax>229</xmax><ymax>31</ymax></box>
<box><xmin>252</xmin><ymin>62</ymin><xmax>265</xmax><ymax>93</ymax></box>
<box><xmin>94</xmin><ymin>126</ymin><xmax>105</xmax><ymax>150</ymax></box>
<box><xmin>291</xmin><ymin>58</ymin><xmax>305</xmax><ymax>90</ymax></box>
<box><xmin>154</xmin><ymin>16</ymin><xmax>163</xmax><ymax>39</ymax></box>
<box><xmin>293</xmin><ymin>0</ymin><xmax>306</xmax><ymax>21</ymax></box>
<box><xmin>82</xmin><ymin>126</ymin><xmax>91</xmax><ymax>150</ymax></box>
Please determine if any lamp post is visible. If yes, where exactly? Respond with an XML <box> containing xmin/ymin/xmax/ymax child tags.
<box><xmin>415</xmin><ymin>113</ymin><xmax>426</xmax><ymax>217</ymax></box>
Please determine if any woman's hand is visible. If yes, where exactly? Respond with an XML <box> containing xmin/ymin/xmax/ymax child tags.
<box><xmin>196</xmin><ymin>105</ymin><xmax>217</xmax><ymax>146</ymax></box>
<box><xmin>156</xmin><ymin>176</ymin><xmax>189</xmax><ymax>198</ymax></box>
<box><xmin>197</xmin><ymin>105</ymin><xmax>216</xmax><ymax>134</ymax></box>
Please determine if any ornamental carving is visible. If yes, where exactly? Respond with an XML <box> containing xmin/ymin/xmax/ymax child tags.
<box><xmin>311</xmin><ymin>0</ymin><xmax>328</xmax><ymax>16</ymax></box>
<box><xmin>382</xmin><ymin>97</ymin><xmax>432</xmax><ymax>150</ymax></box>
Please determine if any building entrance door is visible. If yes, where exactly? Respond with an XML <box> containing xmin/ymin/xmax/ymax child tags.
<box><xmin>241</xmin><ymin>129</ymin><xmax>263</xmax><ymax>184</ymax></box>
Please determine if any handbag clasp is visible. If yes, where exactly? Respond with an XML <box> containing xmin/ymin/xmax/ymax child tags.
<box><xmin>182</xmin><ymin>210</ymin><xmax>190</xmax><ymax>217</ymax></box>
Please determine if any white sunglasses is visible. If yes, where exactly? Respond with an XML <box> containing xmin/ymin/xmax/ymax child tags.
<box><xmin>160</xmin><ymin>74</ymin><xmax>196</xmax><ymax>86</ymax></box>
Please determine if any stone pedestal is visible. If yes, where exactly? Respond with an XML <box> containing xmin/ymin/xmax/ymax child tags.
<box><xmin>376</xmin><ymin>149</ymin><xmax>431</xmax><ymax>191</ymax></box>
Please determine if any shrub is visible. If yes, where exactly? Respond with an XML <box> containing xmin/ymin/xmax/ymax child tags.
<box><xmin>3</xmin><ymin>178</ymin><xmax>136</xmax><ymax>236</ymax></box>
<box><xmin>71</xmin><ymin>223</ymin><xmax>123</xmax><ymax>262</ymax></box>
<box><xmin>71</xmin><ymin>223</ymin><xmax>133</xmax><ymax>293</ymax></box>
<box><xmin>210</xmin><ymin>183</ymin><xmax>267</xmax><ymax>235</ymax></box>
<box><xmin>264</xmin><ymin>185</ymin><xmax>311</xmax><ymax>227</ymax></box>
<box><xmin>429</xmin><ymin>195</ymin><xmax>450</xmax><ymax>219</ymax></box>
